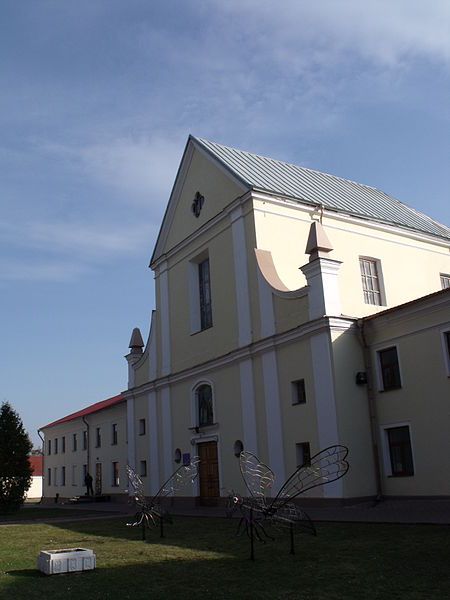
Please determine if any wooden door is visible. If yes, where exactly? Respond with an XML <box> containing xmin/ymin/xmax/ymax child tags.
<box><xmin>198</xmin><ymin>442</ymin><xmax>220</xmax><ymax>505</ymax></box>
<box><xmin>95</xmin><ymin>462</ymin><xmax>102</xmax><ymax>496</ymax></box>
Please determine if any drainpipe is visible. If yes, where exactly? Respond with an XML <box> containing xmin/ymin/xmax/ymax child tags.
<box><xmin>37</xmin><ymin>429</ymin><xmax>45</xmax><ymax>502</ymax></box>
<box><xmin>357</xmin><ymin>318</ymin><xmax>384</xmax><ymax>502</ymax></box>
<box><xmin>82</xmin><ymin>416</ymin><xmax>90</xmax><ymax>477</ymax></box>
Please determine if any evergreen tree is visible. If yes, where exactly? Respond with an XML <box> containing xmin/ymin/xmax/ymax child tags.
<box><xmin>0</xmin><ymin>402</ymin><xmax>33</xmax><ymax>513</ymax></box>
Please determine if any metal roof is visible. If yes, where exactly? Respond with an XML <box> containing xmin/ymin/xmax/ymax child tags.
<box><xmin>194</xmin><ymin>137</ymin><xmax>450</xmax><ymax>241</ymax></box>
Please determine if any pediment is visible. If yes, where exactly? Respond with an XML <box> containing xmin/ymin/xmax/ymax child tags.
<box><xmin>150</xmin><ymin>136</ymin><xmax>248</xmax><ymax>267</ymax></box>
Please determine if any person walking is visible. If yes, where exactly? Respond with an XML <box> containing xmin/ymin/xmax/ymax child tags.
<box><xmin>84</xmin><ymin>472</ymin><xmax>94</xmax><ymax>496</ymax></box>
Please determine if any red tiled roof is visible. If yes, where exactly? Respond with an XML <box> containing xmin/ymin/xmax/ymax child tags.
<box><xmin>29</xmin><ymin>455</ymin><xmax>43</xmax><ymax>476</ymax></box>
<box><xmin>39</xmin><ymin>394</ymin><xmax>124</xmax><ymax>430</ymax></box>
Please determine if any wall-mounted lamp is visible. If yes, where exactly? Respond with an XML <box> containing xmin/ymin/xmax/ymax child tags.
<box><xmin>355</xmin><ymin>371</ymin><xmax>368</xmax><ymax>385</ymax></box>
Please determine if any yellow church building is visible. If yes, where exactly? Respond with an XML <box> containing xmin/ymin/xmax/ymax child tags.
<box><xmin>41</xmin><ymin>136</ymin><xmax>450</xmax><ymax>504</ymax></box>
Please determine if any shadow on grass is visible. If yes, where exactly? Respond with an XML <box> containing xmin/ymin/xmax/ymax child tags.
<box><xmin>2</xmin><ymin>518</ymin><xmax>450</xmax><ymax>600</ymax></box>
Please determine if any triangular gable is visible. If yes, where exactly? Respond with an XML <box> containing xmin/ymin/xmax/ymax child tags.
<box><xmin>150</xmin><ymin>135</ymin><xmax>249</xmax><ymax>267</ymax></box>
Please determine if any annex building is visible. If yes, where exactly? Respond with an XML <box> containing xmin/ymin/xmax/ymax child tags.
<box><xmin>41</xmin><ymin>136</ymin><xmax>450</xmax><ymax>504</ymax></box>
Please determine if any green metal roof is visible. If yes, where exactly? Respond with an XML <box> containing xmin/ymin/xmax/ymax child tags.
<box><xmin>193</xmin><ymin>136</ymin><xmax>450</xmax><ymax>241</ymax></box>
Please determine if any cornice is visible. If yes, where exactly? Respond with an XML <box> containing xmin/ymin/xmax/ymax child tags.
<box><xmin>122</xmin><ymin>315</ymin><xmax>357</xmax><ymax>399</ymax></box>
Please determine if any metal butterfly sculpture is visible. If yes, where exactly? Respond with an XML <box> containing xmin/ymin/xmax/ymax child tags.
<box><xmin>233</xmin><ymin>445</ymin><xmax>349</xmax><ymax>559</ymax></box>
<box><xmin>126</xmin><ymin>457</ymin><xmax>200</xmax><ymax>540</ymax></box>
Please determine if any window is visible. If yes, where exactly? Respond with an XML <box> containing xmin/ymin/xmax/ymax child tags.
<box><xmin>54</xmin><ymin>438</ymin><xmax>58</xmax><ymax>454</ymax></box>
<box><xmin>296</xmin><ymin>442</ymin><xmax>311</xmax><ymax>468</ymax></box>
<box><xmin>62</xmin><ymin>436</ymin><xmax>65</xmax><ymax>453</ymax></box>
<box><xmin>53</xmin><ymin>467</ymin><xmax>58</xmax><ymax>487</ymax></box>
<box><xmin>138</xmin><ymin>418</ymin><xmax>146</xmax><ymax>436</ymax></box>
<box><xmin>174</xmin><ymin>448</ymin><xmax>182</xmax><ymax>463</ymax></box>
<box><xmin>359</xmin><ymin>257</ymin><xmax>382</xmax><ymax>306</ymax></box>
<box><xmin>83</xmin><ymin>430</ymin><xmax>88</xmax><ymax>450</ymax></box>
<box><xmin>440</xmin><ymin>274</ymin><xmax>450</xmax><ymax>289</ymax></box>
<box><xmin>197</xmin><ymin>384</ymin><xmax>213</xmax><ymax>427</ymax></box>
<box><xmin>71</xmin><ymin>465</ymin><xmax>77</xmax><ymax>486</ymax></box>
<box><xmin>112</xmin><ymin>462</ymin><xmax>119</xmax><ymax>487</ymax></box>
<box><xmin>112</xmin><ymin>423</ymin><xmax>118</xmax><ymax>445</ymax></box>
<box><xmin>48</xmin><ymin>440</ymin><xmax>51</xmax><ymax>455</ymax></box>
<box><xmin>292</xmin><ymin>379</ymin><xmax>306</xmax><ymax>405</ymax></box>
<box><xmin>95</xmin><ymin>427</ymin><xmax>101</xmax><ymax>448</ymax></box>
<box><xmin>378</xmin><ymin>346</ymin><xmax>401</xmax><ymax>391</ymax></box>
<box><xmin>47</xmin><ymin>468</ymin><xmax>51</xmax><ymax>486</ymax></box>
<box><xmin>61</xmin><ymin>466</ymin><xmax>66</xmax><ymax>486</ymax></box>
<box><xmin>386</xmin><ymin>426</ymin><xmax>414</xmax><ymax>476</ymax></box>
<box><xmin>199</xmin><ymin>258</ymin><xmax>213</xmax><ymax>330</ymax></box>
<box><xmin>139</xmin><ymin>460</ymin><xmax>147</xmax><ymax>477</ymax></box>
<box><xmin>72</xmin><ymin>433</ymin><xmax>77</xmax><ymax>452</ymax></box>
<box><xmin>83</xmin><ymin>464</ymin><xmax>87</xmax><ymax>483</ymax></box>
<box><xmin>442</xmin><ymin>330</ymin><xmax>450</xmax><ymax>375</ymax></box>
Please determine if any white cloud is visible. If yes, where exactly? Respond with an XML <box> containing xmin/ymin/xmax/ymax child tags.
<box><xmin>216</xmin><ymin>1</ymin><xmax>450</xmax><ymax>68</ymax></box>
<box><xmin>0</xmin><ymin>258</ymin><xmax>89</xmax><ymax>283</ymax></box>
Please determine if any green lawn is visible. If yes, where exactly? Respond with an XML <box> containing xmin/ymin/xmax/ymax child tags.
<box><xmin>0</xmin><ymin>508</ymin><xmax>118</xmax><ymax>522</ymax></box>
<box><xmin>0</xmin><ymin>516</ymin><xmax>448</xmax><ymax>599</ymax></box>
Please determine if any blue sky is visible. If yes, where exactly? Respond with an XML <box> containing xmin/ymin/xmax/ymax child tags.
<box><xmin>1</xmin><ymin>1</ymin><xmax>449</xmax><ymax>446</ymax></box>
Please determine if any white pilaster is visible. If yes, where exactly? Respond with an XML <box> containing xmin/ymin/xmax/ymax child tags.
<box><xmin>159</xmin><ymin>261</ymin><xmax>171</xmax><ymax>376</ymax></box>
<box><xmin>126</xmin><ymin>397</ymin><xmax>136</xmax><ymax>476</ymax></box>
<box><xmin>262</xmin><ymin>349</ymin><xmax>285</xmax><ymax>490</ymax></box>
<box><xmin>160</xmin><ymin>386</ymin><xmax>173</xmax><ymax>482</ymax></box>
<box><xmin>239</xmin><ymin>358</ymin><xmax>258</xmax><ymax>454</ymax></box>
<box><xmin>148</xmin><ymin>391</ymin><xmax>160</xmax><ymax>495</ymax></box>
<box><xmin>231</xmin><ymin>207</ymin><xmax>252</xmax><ymax>347</ymax></box>
<box><xmin>300</xmin><ymin>257</ymin><xmax>342</xmax><ymax>320</ymax></box>
<box><xmin>310</xmin><ymin>331</ymin><xmax>343</xmax><ymax>497</ymax></box>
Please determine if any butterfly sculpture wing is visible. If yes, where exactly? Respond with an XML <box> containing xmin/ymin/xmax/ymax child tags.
<box><xmin>126</xmin><ymin>464</ymin><xmax>147</xmax><ymax>509</ymax></box>
<box><xmin>268</xmin><ymin>445</ymin><xmax>349</xmax><ymax>513</ymax></box>
<box><xmin>239</xmin><ymin>451</ymin><xmax>275</xmax><ymax>512</ymax></box>
<box><xmin>151</xmin><ymin>456</ymin><xmax>201</xmax><ymax>502</ymax></box>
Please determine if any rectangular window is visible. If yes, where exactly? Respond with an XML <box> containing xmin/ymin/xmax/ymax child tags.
<box><xmin>441</xmin><ymin>330</ymin><xmax>450</xmax><ymax>376</ymax></box>
<box><xmin>138</xmin><ymin>418</ymin><xmax>146</xmax><ymax>436</ymax></box>
<box><xmin>61</xmin><ymin>436</ymin><xmax>65</xmax><ymax>453</ymax></box>
<box><xmin>72</xmin><ymin>433</ymin><xmax>77</xmax><ymax>452</ymax></box>
<box><xmin>112</xmin><ymin>462</ymin><xmax>119</xmax><ymax>487</ymax></box>
<box><xmin>83</xmin><ymin>464</ymin><xmax>87</xmax><ymax>483</ymax></box>
<box><xmin>71</xmin><ymin>465</ymin><xmax>77</xmax><ymax>486</ymax></box>
<box><xmin>83</xmin><ymin>430</ymin><xmax>88</xmax><ymax>450</ymax></box>
<box><xmin>359</xmin><ymin>257</ymin><xmax>382</xmax><ymax>306</ymax></box>
<box><xmin>296</xmin><ymin>442</ymin><xmax>311</xmax><ymax>468</ymax></box>
<box><xmin>95</xmin><ymin>427</ymin><xmax>101</xmax><ymax>448</ymax></box>
<box><xmin>378</xmin><ymin>346</ymin><xmax>401</xmax><ymax>390</ymax></box>
<box><xmin>53</xmin><ymin>467</ymin><xmax>58</xmax><ymax>487</ymax></box>
<box><xmin>292</xmin><ymin>379</ymin><xmax>306</xmax><ymax>405</ymax></box>
<box><xmin>440</xmin><ymin>274</ymin><xmax>450</xmax><ymax>289</ymax></box>
<box><xmin>112</xmin><ymin>423</ymin><xmax>118</xmax><ymax>445</ymax></box>
<box><xmin>54</xmin><ymin>438</ymin><xmax>58</xmax><ymax>454</ymax></box>
<box><xmin>386</xmin><ymin>426</ymin><xmax>414</xmax><ymax>476</ymax></box>
<box><xmin>199</xmin><ymin>258</ymin><xmax>213</xmax><ymax>330</ymax></box>
<box><xmin>47</xmin><ymin>468</ymin><xmax>51</xmax><ymax>486</ymax></box>
<box><xmin>48</xmin><ymin>439</ymin><xmax>51</xmax><ymax>455</ymax></box>
<box><xmin>61</xmin><ymin>466</ymin><xmax>66</xmax><ymax>486</ymax></box>
<box><xmin>140</xmin><ymin>460</ymin><xmax>147</xmax><ymax>477</ymax></box>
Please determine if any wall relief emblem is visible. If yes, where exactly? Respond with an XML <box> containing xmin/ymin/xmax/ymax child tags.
<box><xmin>191</xmin><ymin>191</ymin><xmax>204</xmax><ymax>218</ymax></box>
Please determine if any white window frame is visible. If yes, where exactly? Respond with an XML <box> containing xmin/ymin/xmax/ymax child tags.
<box><xmin>380</xmin><ymin>421</ymin><xmax>415</xmax><ymax>478</ymax></box>
<box><xmin>375</xmin><ymin>344</ymin><xmax>403</xmax><ymax>392</ymax></box>
<box><xmin>440</xmin><ymin>273</ymin><xmax>450</xmax><ymax>289</ymax></box>
<box><xmin>359</xmin><ymin>256</ymin><xmax>386</xmax><ymax>306</ymax></box>
<box><xmin>440</xmin><ymin>328</ymin><xmax>450</xmax><ymax>376</ymax></box>
<box><xmin>190</xmin><ymin>380</ymin><xmax>216</xmax><ymax>428</ymax></box>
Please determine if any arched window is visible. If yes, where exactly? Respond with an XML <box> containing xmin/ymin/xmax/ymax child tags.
<box><xmin>196</xmin><ymin>384</ymin><xmax>213</xmax><ymax>427</ymax></box>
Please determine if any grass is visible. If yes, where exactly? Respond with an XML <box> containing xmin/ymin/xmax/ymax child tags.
<box><xmin>0</xmin><ymin>508</ymin><xmax>117</xmax><ymax>522</ymax></box>
<box><xmin>0</xmin><ymin>515</ymin><xmax>449</xmax><ymax>599</ymax></box>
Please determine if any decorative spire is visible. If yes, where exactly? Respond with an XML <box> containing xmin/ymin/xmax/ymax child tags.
<box><xmin>305</xmin><ymin>221</ymin><xmax>334</xmax><ymax>261</ymax></box>
<box><xmin>128</xmin><ymin>327</ymin><xmax>144</xmax><ymax>354</ymax></box>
